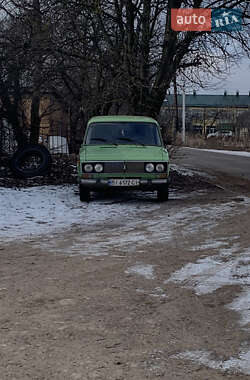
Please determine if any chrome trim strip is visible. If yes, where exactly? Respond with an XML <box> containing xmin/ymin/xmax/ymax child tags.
<box><xmin>80</xmin><ymin>179</ymin><xmax>97</xmax><ymax>185</ymax></box>
<box><xmin>151</xmin><ymin>179</ymin><xmax>168</xmax><ymax>184</ymax></box>
<box><xmin>80</xmin><ymin>178</ymin><xmax>168</xmax><ymax>185</ymax></box>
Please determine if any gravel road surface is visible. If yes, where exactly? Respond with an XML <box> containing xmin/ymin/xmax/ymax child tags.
<box><xmin>1</xmin><ymin>155</ymin><xmax>250</xmax><ymax>379</ymax></box>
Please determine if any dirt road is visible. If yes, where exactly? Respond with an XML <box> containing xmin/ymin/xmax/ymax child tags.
<box><xmin>1</xmin><ymin>170</ymin><xmax>250</xmax><ymax>379</ymax></box>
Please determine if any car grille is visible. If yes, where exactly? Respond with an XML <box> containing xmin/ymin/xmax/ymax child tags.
<box><xmin>104</xmin><ymin>162</ymin><xmax>124</xmax><ymax>173</ymax></box>
<box><xmin>104</xmin><ymin>161</ymin><xmax>145</xmax><ymax>173</ymax></box>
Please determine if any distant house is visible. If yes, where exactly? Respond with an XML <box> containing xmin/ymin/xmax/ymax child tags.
<box><xmin>0</xmin><ymin>95</ymin><xmax>70</xmax><ymax>155</ymax></box>
<box><xmin>236</xmin><ymin>110</ymin><xmax>250</xmax><ymax>140</ymax></box>
<box><xmin>162</xmin><ymin>92</ymin><xmax>250</xmax><ymax>136</ymax></box>
<box><xmin>22</xmin><ymin>95</ymin><xmax>70</xmax><ymax>153</ymax></box>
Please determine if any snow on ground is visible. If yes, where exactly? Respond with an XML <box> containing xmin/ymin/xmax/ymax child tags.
<box><xmin>136</xmin><ymin>287</ymin><xmax>167</xmax><ymax>299</ymax></box>
<box><xmin>170</xmin><ymin>164</ymin><xmax>195</xmax><ymax>177</ymax></box>
<box><xmin>33</xmin><ymin>196</ymin><xmax>249</xmax><ymax>257</ymax></box>
<box><xmin>173</xmin><ymin>350</ymin><xmax>250</xmax><ymax>375</ymax></box>
<box><xmin>229</xmin><ymin>289</ymin><xmax>250</xmax><ymax>327</ymax></box>
<box><xmin>166</xmin><ymin>243</ymin><xmax>245</xmax><ymax>295</ymax></box>
<box><xmin>166</xmin><ymin>242</ymin><xmax>250</xmax><ymax>325</ymax></box>
<box><xmin>170</xmin><ymin>163</ymin><xmax>214</xmax><ymax>179</ymax></box>
<box><xmin>167</xmin><ymin>238</ymin><xmax>250</xmax><ymax>375</ymax></box>
<box><xmin>0</xmin><ymin>184</ymin><xmax>204</xmax><ymax>246</ymax></box>
<box><xmin>1</xmin><ymin>184</ymin><xmax>249</xmax><ymax>256</ymax></box>
<box><xmin>190</xmin><ymin>240</ymin><xmax>228</xmax><ymax>251</ymax></box>
<box><xmin>187</xmin><ymin>147</ymin><xmax>250</xmax><ymax>158</ymax></box>
<box><xmin>1</xmin><ymin>182</ymin><xmax>250</xmax><ymax>374</ymax></box>
<box><xmin>0</xmin><ymin>185</ymin><xmax>161</xmax><ymax>243</ymax></box>
<box><xmin>125</xmin><ymin>264</ymin><xmax>155</xmax><ymax>280</ymax></box>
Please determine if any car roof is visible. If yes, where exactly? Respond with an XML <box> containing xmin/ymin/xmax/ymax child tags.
<box><xmin>87</xmin><ymin>115</ymin><xmax>158</xmax><ymax>125</ymax></box>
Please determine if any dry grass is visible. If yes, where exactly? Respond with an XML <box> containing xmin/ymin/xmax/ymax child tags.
<box><xmin>185</xmin><ymin>134</ymin><xmax>250</xmax><ymax>151</ymax></box>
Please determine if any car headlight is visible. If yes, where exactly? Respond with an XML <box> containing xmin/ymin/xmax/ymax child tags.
<box><xmin>94</xmin><ymin>163</ymin><xmax>103</xmax><ymax>173</ymax></box>
<box><xmin>156</xmin><ymin>163</ymin><xmax>165</xmax><ymax>172</ymax></box>
<box><xmin>84</xmin><ymin>164</ymin><xmax>93</xmax><ymax>172</ymax></box>
<box><xmin>145</xmin><ymin>163</ymin><xmax>154</xmax><ymax>173</ymax></box>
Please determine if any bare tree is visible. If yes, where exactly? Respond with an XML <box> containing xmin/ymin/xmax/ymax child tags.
<box><xmin>89</xmin><ymin>0</ymin><xmax>250</xmax><ymax>117</ymax></box>
<box><xmin>0</xmin><ymin>14</ymin><xmax>29</xmax><ymax>147</ymax></box>
<box><xmin>0</xmin><ymin>0</ymin><xmax>54</xmax><ymax>146</ymax></box>
<box><xmin>0</xmin><ymin>0</ymin><xmax>249</xmax><ymax>152</ymax></box>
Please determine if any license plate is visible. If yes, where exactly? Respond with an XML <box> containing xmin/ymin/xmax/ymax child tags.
<box><xmin>108</xmin><ymin>179</ymin><xmax>140</xmax><ymax>186</ymax></box>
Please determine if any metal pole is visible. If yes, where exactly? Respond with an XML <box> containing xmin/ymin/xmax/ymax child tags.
<box><xmin>182</xmin><ymin>90</ymin><xmax>185</xmax><ymax>144</ymax></box>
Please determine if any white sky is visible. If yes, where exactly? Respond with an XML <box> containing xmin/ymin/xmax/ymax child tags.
<box><xmin>197</xmin><ymin>58</ymin><xmax>250</xmax><ymax>95</ymax></box>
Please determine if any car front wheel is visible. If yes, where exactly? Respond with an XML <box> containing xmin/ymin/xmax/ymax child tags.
<box><xmin>79</xmin><ymin>185</ymin><xmax>90</xmax><ymax>202</ymax></box>
<box><xmin>157</xmin><ymin>184</ymin><xmax>169</xmax><ymax>202</ymax></box>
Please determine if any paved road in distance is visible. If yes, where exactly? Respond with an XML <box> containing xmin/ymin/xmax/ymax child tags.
<box><xmin>174</xmin><ymin>147</ymin><xmax>250</xmax><ymax>180</ymax></box>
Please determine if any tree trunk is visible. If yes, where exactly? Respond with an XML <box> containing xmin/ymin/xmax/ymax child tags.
<box><xmin>29</xmin><ymin>0</ymin><xmax>42</xmax><ymax>145</ymax></box>
<box><xmin>10</xmin><ymin>109</ymin><xmax>28</xmax><ymax>148</ymax></box>
<box><xmin>29</xmin><ymin>93</ymin><xmax>41</xmax><ymax>145</ymax></box>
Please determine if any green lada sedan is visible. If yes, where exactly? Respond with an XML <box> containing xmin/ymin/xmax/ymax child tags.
<box><xmin>77</xmin><ymin>115</ymin><xmax>170</xmax><ymax>202</ymax></box>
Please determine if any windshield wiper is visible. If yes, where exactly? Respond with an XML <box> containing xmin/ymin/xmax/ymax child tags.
<box><xmin>90</xmin><ymin>138</ymin><xmax>107</xmax><ymax>142</ymax></box>
<box><xmin>90</xmin><ymin>138</ymin><xmax>117</xmax><ymax>146</ymax></box>
<box><xmin>117</xmin><ymin>137</ymin><xmax>145</xmax><ymax>146</ymax></box>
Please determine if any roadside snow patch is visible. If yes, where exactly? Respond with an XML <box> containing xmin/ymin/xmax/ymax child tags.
<box><xmin>167</xmin><ymin>235</ymin><xmax>250</xmax><ymax>375</ymax></box>
<box><xmin>166</xmin><ymin>245</ymin><xmax>250</xmax><ymax>326</ymax></box>
<box><xmin>229</xmin><ymin>289</ymin><xmax>250</xmax><ymax>327</ymax></box>
<box><xmin>166</xmin><ymin>244</ymin><xmax>249</xmax><ymax>295</ymax></box>
<box><xmin>171</xmin><ymin>164</ymin><xmax>195</xmax><ymax>176</ymax></box>
<box><xmin>187</xmin><ymin>147</ymin><xmax>250</xmax><ymax>158</ymax></box>
<box><xmin>171</xmin><ymin>163</ymin><xmax>213</xmax><ymax>179</ymax></box>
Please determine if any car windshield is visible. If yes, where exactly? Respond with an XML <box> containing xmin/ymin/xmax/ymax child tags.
<box><xmin>85</xmin><ymin>122</ymin><xmax>162</xmax><ymax>146</ymax></box>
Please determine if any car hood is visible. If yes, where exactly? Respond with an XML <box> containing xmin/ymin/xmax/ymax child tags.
<box><xmin>81</xmin><ymin>145</ymin><xmax>168</xmax><ymax>161</ymax></box>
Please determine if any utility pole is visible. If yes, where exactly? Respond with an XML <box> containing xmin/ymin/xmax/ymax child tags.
<box><xmin>173</xmin><ymin>76</ymin><xmax>179</xmax><ymax>140</ymax></box>
<box><xmin>182</xmin><ymin>90</ymin><xmax>185</xmax><ymax>144</ymax></box>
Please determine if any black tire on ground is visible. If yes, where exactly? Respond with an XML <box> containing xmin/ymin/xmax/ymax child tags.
<box><xmin>10</xmin><ymin>144</ymin><xmax>52</xmax><ymax>178</ymax></box>
<box><xmin>79</xmin><ymin>185</ymin><xmax>90</xmax><ymax>202</ymax></box>
<box><xmin>157</xmin><ymin>184</ymin><xmax>169</xmax><ymax>202</ymax></box>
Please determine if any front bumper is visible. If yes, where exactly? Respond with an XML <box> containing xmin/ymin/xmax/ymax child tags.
<box><xmin>79</xmin><ymin>178</ymin><xmax>169</xmax><ymax>190</ymax></box>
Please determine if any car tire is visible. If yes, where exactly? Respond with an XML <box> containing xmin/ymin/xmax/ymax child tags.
<box><xmin>79</xmin><ymin>185</ymin><xmax>90</xmax><ymax>202</ymax></box>
<box><xmin>157</xmin><ymin>184</ymin><xmax>169</xmax><ymax>202</ymax></box>
<box><xmin>10</xmin><ymin>144</ymin><xmax>52</xmax><ymax>178</ymax></box>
